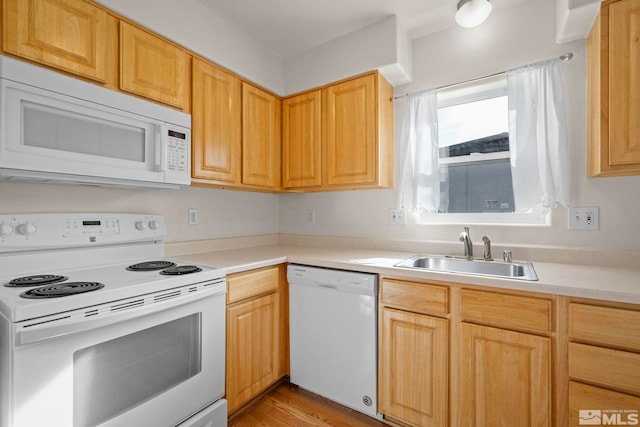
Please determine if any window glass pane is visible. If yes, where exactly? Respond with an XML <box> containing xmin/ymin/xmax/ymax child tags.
<box><xmin>73</xmin><ymin>314</ymin><xmax>201</xmax><ymax>426</ymax></box>
<box><xmin>437</xmin><ymin>95</ymin><xmax>508</xmax><ymax>149</ymax></box>
<box><xmin>435</xmin><ymin>76</ymin><xmax>515</xmax><ymax>215</ymax></box>
<box><xmin>440</xmin><ymin>159</ymin><xmax>514</xmax><ymax>213</ymax></box>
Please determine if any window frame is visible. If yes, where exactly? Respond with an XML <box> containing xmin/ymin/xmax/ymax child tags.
<box><xmin>416</xmin><ymin>73</ymin><xmax>549</xmax><ymax>226</ymax></box>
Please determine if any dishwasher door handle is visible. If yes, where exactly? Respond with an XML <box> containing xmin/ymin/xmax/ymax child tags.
<box><xmin>316</xmin><ymin>283</ymin><xmax>338</xmax><ymax>290</ymax></box>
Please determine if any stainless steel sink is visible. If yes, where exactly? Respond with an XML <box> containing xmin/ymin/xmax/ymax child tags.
<box><xmin>394</xmin><ymin>255</ymin><xmax>538</xmax><ymax>281</ymax></box>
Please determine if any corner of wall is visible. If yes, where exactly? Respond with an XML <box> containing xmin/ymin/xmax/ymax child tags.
<box><xmin>283</xmin><ymin>15</ymin><xmax>413</xmax><ymax>94</ymax></box>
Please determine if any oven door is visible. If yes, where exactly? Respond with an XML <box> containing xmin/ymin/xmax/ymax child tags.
<box><xmin>9</xmin><ymin>283</ymin><xmax>225</xmax><ymax>427</ymax></box>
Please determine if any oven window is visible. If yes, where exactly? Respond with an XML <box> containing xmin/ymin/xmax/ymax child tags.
<box><xmin>73</xmin><ymin>314</ymin><xmax>202</xmax><ymax>426</ymax></box>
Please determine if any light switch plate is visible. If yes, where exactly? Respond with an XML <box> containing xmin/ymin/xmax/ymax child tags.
<box><xmin>568</xmin><ymin>206</ymin><xmax>599</xmax><ymax>230</ymax></box>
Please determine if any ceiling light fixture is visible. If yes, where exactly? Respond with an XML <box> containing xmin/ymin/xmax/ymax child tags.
<box><xmin>455</xmin><ymin>0</ymin><xmax>492</xmax><ymax>28</ymax></box>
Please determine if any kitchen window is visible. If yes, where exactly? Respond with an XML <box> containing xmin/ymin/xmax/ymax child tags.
<box><xmin>437</xmin><ymin>75</ymin><xmax>513</xmax><ymax>215</ymax></box>
<box><xmin>398</xmin><ymin>59</ymin><xmax>569</xmax><ymax>225</ymax></box>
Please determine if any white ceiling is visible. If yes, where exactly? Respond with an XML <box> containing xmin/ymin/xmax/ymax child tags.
<box><xmin>198</xmin><ymin>0</ymin><xmax>529</xmax><ymax>59</ymax></box>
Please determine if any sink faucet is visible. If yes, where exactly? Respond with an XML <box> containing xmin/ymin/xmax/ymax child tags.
<box><xmin>482</xmin><ymin>236</ymin><xmax>493</xmax><ymax>261</ymax></box>
<box><xmin>459</xmin><ymin>227</ymin><xmax>473</xmax><ymax>259</ymax></box>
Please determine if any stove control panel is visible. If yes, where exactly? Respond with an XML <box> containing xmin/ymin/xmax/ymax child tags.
<box><xmin>62</xmin><ymin>218</ymin><xmax>120</xmax><ymax>237</ymax></box>
<box><xmin>0</xmin><ymin>213</ymin><xmax>167</xmax><ymax>252</ymax></box>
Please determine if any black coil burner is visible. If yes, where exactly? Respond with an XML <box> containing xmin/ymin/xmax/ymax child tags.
<box><xmin>126</xmin><ymin>261</ymin><xmax>177</xmax><ymax>271</ymax></box>
<box><xmin>160</xmin><ymin>265</ymin><xmax>202</xmax><ymax>276</ymax></box>
<box><xmin>20</xmin><ymin>282</ymin><xmax>105</xmax><ymax>299</ymax></box>
<box><xmin>5</xmin><ymin>274</ymin><xmax>68</xmax><ymax>288</ymax></box>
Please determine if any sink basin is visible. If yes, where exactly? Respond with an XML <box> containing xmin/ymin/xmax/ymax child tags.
<box><xmin>395</xmin><ymin>255</ymin><xmax>538</xmax><ymax>281</ymax></box>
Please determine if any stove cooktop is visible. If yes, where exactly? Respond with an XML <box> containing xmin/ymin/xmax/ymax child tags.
<box><xmin>0</xmin><ymin>258</ymin><xmax>225</xmax><ymax>323</ymax></box>
<box><xmin>0</xmin><ymin>213</ymin><xmax>226</xmax><ymax>323</ymax></box>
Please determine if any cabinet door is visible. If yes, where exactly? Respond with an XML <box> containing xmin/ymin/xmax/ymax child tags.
<box><xmin>226</xmin><ymin>292</ymin><xmax>280</xmax><ymax>413</ymax></box>
<box><xmin>608</xmin><ymin>0</ymin><xmax>640</xmax><ymax>167</ymax></box>
<box><xmin>587</xmin><ymin>0</ymin><xmax>640</xmax><ymax>176</ymax></box>
<box><xmin>322</xmin><ymin>74</ymin><xmax>377</xmax><ymax>186</ymax></box>
<box><xmin>282</xmin><ymin>90</ymin><xmax>322</xmax><ymax>189</ymax></box>
<box><xmin>379</xmin><ymin>308</ymin><xmax>448</xmax><ymax>426</ymax></box>
<box><xmin>120</xmin><ymin>21</ymin><xmax>190</xmax><ymax>111</ymax></box>
<box><xmin>192</xmin><ymin>58</ymin><xmax>241</xmax><ymax>183</ymax></box>
<box><xmin>458</xmin><ymin>323</ymin><xmax>552</xmax><ymax>427</ymax></box>
<box><xmin>2</xmin><ymin>0</ymin><xmax>116</xmax><ymax>84</ymax></box>
<box><xmin>242</xmin><ymin>83</ymin><xmax>281</xmax><ymax>188</ymax></box>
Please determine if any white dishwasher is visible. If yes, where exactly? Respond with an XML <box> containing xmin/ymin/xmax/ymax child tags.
<box><xmin>288</xmin><ymin>264</ymin><xmax>378</xmax><ymax>417</ymax></box>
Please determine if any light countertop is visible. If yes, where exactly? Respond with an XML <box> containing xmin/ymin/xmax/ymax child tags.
<box><xmin>175</xmin><ymin>244</ymin><xmax>640</xmax><ymax>304</ymax></box>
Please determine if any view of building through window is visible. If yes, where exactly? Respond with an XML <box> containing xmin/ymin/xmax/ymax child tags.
<box><xmin>436</xmin><ymin>83</ymin><xmax>514</xmax><ymax>214</ymax></box>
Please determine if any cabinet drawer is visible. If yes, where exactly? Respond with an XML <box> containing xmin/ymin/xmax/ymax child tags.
<box><xmin>569</xmin><ymin>342</ymin><xmax>640</xmax><ymax>395</ymax></box>
<box><xmin>569</xmin><ymin>303</ymin><xmax>640</xmax><ymax>351</ymax></box>
<box><xmin>227</xmin><ymin>266</ymin><xmax>280</xmax><ymax>304</ymax></box>
<box><xmin>461</xmin><ymin>289</ymin><xmax>552</xmax><ymax>333</ymax></box>
<box><xmin>381</xmin><ymin>279</ymin><xmax>448</xmax><ymax>315</ymax></box>
<box><xmin>569</xmin><ymin>382</ymin><xmax>640</xmax><ymax>426</ymax></box>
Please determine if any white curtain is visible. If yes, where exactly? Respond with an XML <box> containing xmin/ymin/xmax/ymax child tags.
<box><xmin>507</xmin><ymin>58</ymin><xmax>571</xmax><ymax>212</ymax></box>
<box><xmin>396</xmin><ymin>89</ymin><xmax>441</xmax><ymax>213</ymax></box>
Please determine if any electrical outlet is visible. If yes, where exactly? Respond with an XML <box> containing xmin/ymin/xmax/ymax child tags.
<box><xmin>568</xmin><ymin>206</ymin><xmax>599</xmax><ymax>230</ymax></box>
<box><xmin>389</xmin><ymin>208</ymin><xmax>406</xmax><ymax>225</ymax></box>
<box><xmin>188</xmin><ymin>208</ymin><xmax>198</xmax><ymax>225</ymax></box>
<box><xmin>307</xmin><ymin>209</ymin><xmax>315</xmax><ymax>224</ymax></box>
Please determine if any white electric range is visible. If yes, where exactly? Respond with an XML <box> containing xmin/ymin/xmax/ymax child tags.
<box><xmin>0</xmin><ymin>213</ymin><xmax>227</xmax><ymax>427</ymax></box>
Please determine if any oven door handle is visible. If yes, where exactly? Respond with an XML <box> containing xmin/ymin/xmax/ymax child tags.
<box><xmin>16</xmin><ymin>285</ymin><xmax>224</xmax><ymax>346</ymax></box>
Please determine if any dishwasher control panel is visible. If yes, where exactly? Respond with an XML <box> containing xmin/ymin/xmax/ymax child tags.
<box><xmin>287</xmin><ymin>265</ymin><xmax>377</xmax><ymax>296</ymax></box>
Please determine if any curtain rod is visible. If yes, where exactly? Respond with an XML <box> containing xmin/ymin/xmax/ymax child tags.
<box><xmin>390</xmin><ymin>52</ymin><xmax>573</xmax><ymax>102</ymax></box>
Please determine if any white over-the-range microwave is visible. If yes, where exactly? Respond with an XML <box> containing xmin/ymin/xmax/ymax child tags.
<box><xmin>0</xmin><ymin>55</ymin><xmax>191</xmax><ymax>189</ymax></box>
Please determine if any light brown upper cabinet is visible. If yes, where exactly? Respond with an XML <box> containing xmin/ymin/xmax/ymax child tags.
<box><xmin>191</xmin><ymin>60</ymin><xmax>281</xmax><ymax>192</ymax></box>
<box><xmin>241</xmin><ymin>83</ymin><xmax>281</xmax><ymax>189</ymax></box>
<box><xmin>191</xmin><ymin>58</ymin><xmax>242</xmax><ymax>184</ymax></box>
<box><xmin>587</xmin><ymin>0</ymin><xmax>640</xmax><ymax>177</ymax></box>
<box><xmin>2</xmin><ymin>0</ymin><xmax>118</xmax><ymax>87</ymax></box>
<box><xmin>282</xmin><ymin>90</ymin><xmax>322</xmax><ymax>188</ymax></box>
<box><xmin>282</xmin><ymin>71</ymin><xmax>394</xmax><ymax>191</ymax></box>
<box><xmin>120</xmin><ymin>21</ymin><xmax>191</xmax><ymax>111</ymax></box>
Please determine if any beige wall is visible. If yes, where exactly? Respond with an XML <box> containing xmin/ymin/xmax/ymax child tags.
<box><xmin>2</xmin><ymin>0</ymin><xmax>638</xmax><ymax>253</ymax></box>
<box><xmin>0</xmin><ymin>183</ymin><xmax>279</xmax><ymax>243</ymax></box>
<box><xmin>279</xmin><ymin>0</ymin><xmax>640</xmax><ymax>252</ymax></box>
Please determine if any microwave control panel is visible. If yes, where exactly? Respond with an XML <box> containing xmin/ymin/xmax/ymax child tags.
<box><xmin>166</xmin><ymin>129</ymin><xmax>188</xmax><ymax>172</ymax></box>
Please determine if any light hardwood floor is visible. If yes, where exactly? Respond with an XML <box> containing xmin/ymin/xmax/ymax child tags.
<box><xmin>229</xmin><ymin>381</ymin><xmax>386</xmax><ymax>426</ymax></box>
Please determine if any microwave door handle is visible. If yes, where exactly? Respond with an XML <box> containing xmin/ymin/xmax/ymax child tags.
<box><xmin>154</xmin><ymin>124</ymin><xmax>168</xmax><ymax>172</ymax></box>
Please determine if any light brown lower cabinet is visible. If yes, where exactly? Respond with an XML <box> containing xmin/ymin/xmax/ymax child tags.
<box><xmin>567</xmin><ymin>301</ymin><xmax>640</xmax><ymax>427</ymax></box>
<box><xmin>379</xmin><ymin>278</ymin><xmax>450</xmax><ymax>427</ymax></box>
<box><xmin>225</xmin><ymin>265</ymin><xmax>288</xmax><ymax>414</ymax></box>
<box><xmin>379</xmin><ymin>307</ymin><xmax>449</xmax><ymax>426</ymax></box>
<box><xmin>379</xmin><ymin>278</ymin><xmax>556</xmax><ymax>427</ymax></box>
<box><xmin>457</xmin><ymin>323</ymin><xmax>552</xmax><ymax>427</ymax></box>
<box><xmin>569</xmin><ymin>382</ymin><xmax>640</xmax><ymax>427</ymax></box>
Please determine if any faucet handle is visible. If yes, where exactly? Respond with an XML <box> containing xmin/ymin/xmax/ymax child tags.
<box><xmin>503</xmin><ymin>250</ymin><xmax>512</xmax><ymax>263</ymax></box>
<box><xmin>482</xmin><ymin>236</ymin><xmax>492</xmax><ymax>261</ymax></box>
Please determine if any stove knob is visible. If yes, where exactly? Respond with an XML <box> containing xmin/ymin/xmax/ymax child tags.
<box><xmin>0</xmin><ymin>223</ymin><xmax>13</xmax><ymax>237</ymax></box>
<box><xmin>16</xmin><ymin>222</ymin><xmax>36</xmax><ymax>236</ymax></box>
<box><xmin>148</xmin><ymin>220</ymin><xmax>159</xmax><ymax>230</ymax></box>
<box><xmin>135</xmin><ymin>220</ymin><xmax>147</xmax><ymax>231</ymax></box>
